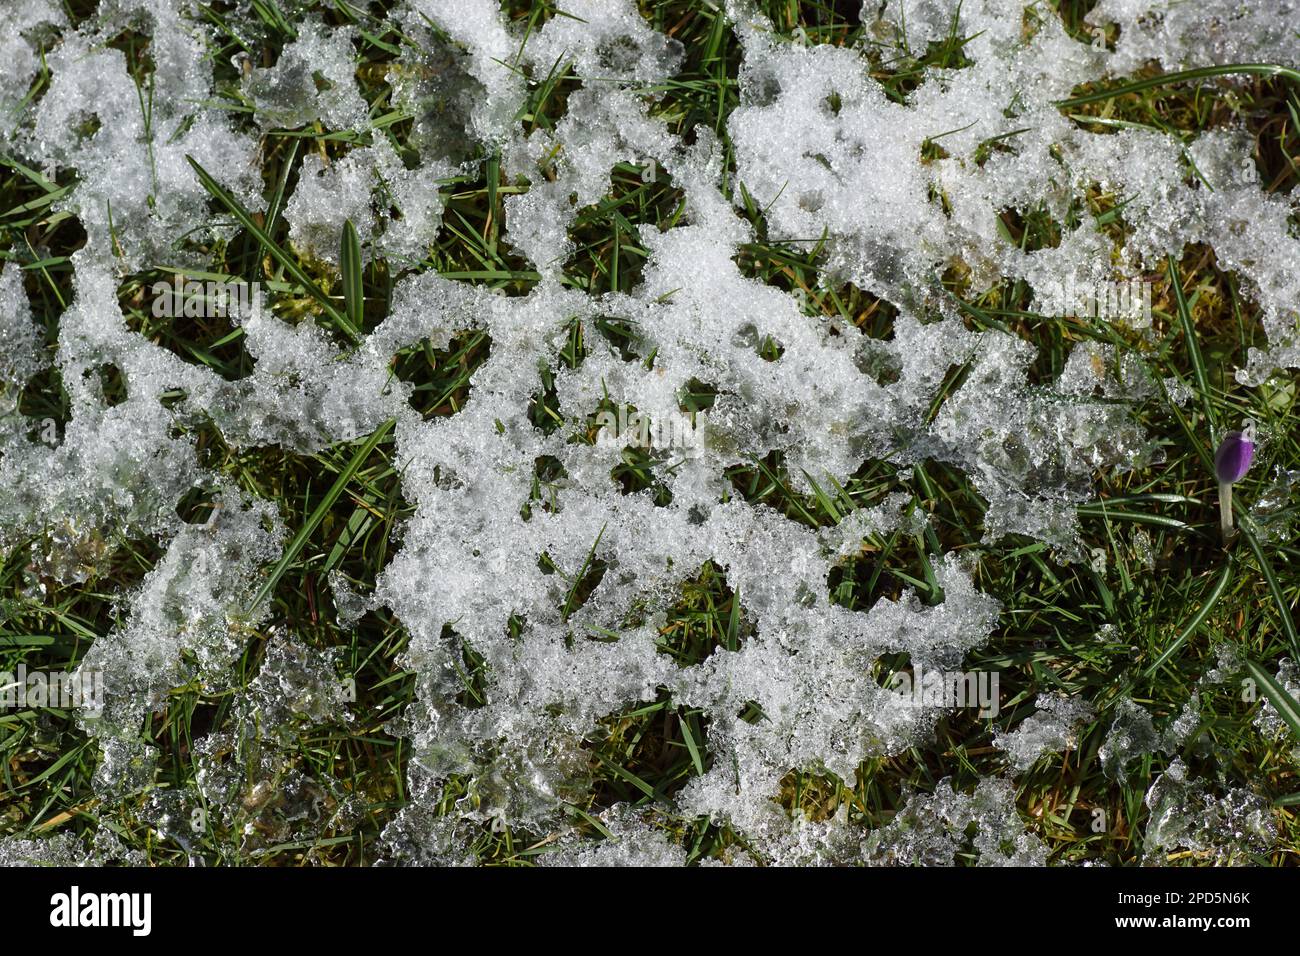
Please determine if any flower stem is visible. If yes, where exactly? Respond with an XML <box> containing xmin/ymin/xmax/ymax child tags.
<box><xmin>1219</xmin><ymin>481</ymin><xmax>1234</xmax><ymax>542</ymax></box>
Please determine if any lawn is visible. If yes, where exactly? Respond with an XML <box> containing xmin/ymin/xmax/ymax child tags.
<box><xmin>0</xmin><ymin>0</ymin><xmax>1298</xmax><ymax>866</ymax></box>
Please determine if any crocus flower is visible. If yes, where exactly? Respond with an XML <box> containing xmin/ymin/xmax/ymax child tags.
<box><xmin>1215</xmin><ymin>430</ymin><xmax>1255</xmax><ymax>484</ymax></box>
<box><xmin>1215</xmin><ymin>421</ymin><xmax>1256</xmax><ymax>540</ymax></box>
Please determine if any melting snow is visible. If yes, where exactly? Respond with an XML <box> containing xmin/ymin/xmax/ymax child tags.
<box><xmin>0</xmin><ymin>0</ymin><xmax>1296</xmax><ymax>865</ymax></box>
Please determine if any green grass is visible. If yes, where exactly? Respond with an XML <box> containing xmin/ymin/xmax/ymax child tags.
<box><xmin>1</xmin><ymin>0</ymin><xmax>1298</xmax><ymax>866</ymax></box>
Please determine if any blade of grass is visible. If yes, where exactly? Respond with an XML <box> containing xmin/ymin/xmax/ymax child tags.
<box><xmin>1141</xmin><ymin>562</ymin><xmax>1233</xmax><ymax>681</ymax></box>
<box><xmin>257</xmin><ymin>138</ymin><xmax>299</xmax><ymax>281</ymax></box>
<box><xmin>1167</xmin><ymin>254</ymin><xmax>1217</xmax><ymax>441</ymax></box>
<box><xmin>1238</xmin><ymin>517</ymin><xmax>1300</xmax><ymax>660</ymax></box>
<box><xmin>801</xmin><ymin>469</ymin><xmax>841</xmax><ymax>523</ymax></box>
<box><xmin>246</xmin><ymin>418</ymin><xmax>394</xmax><ymax>616</ymax></box>
<box><xmin>562</xmin><ymin>524</ymin><xmax>606</xmax><ymax>622</ymax></box>
<box><xmin>725</xmin><ymin>585</ymin><xmax>742</xmax><ymax>652</ymax></box>
<box><xmin>593</xmin><ymin>751</ymin><xmax>657</xmax><ymax>800</ymax></box>
<box><xmin>1244</xmin><ymin>657</ymin><xmax>1300</xmax><ymax>741</ymax></box>
<box><xmin>1056</xmin><ymin>64</ymin><xmax>1300</xmax><ymax>109</ymax></box>
<box><xmin>185</xmin><ymin>155</ymin><xmax>360</xmax><ymax>344</ymax></box>
<box><xmin>1076</xmin><ymin>505</ymin><xmax>1189</xmax><ymax>530</ymax></box>
<box><xmin>341</xmin><ymin>219</ymin><xmax>364</xmax><ymax>331</ymax></box>
<box><xmin>679</xmin><ymin>712</ymin><xmax>705</xmax><ymax>777</ymax></box>
<box><xmin>563</xmin><ymin>802</ymin><xmax>615</xmax><ymax>839</ymax></box>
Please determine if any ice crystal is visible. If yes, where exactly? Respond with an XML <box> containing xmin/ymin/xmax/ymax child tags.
<box><xmin>863</xmin><ymin>778</ymin><xmax>1048</xmax><ymax>866</ymax></box>
<box><xmin>1143</xmin><ymin>759</ymin><xmax>1275</xmax><ymax>865</ymax></box>
<box><xmin>994</xmin><ymin>693</ymin><xmax>1094</xmax><ymax>772</ymax></box>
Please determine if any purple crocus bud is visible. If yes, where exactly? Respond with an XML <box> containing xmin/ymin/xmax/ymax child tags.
<box><xmin>1214</xmin><ymin>427</ymin><xmax>1255</xmax><ymax>484</ymax></box>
